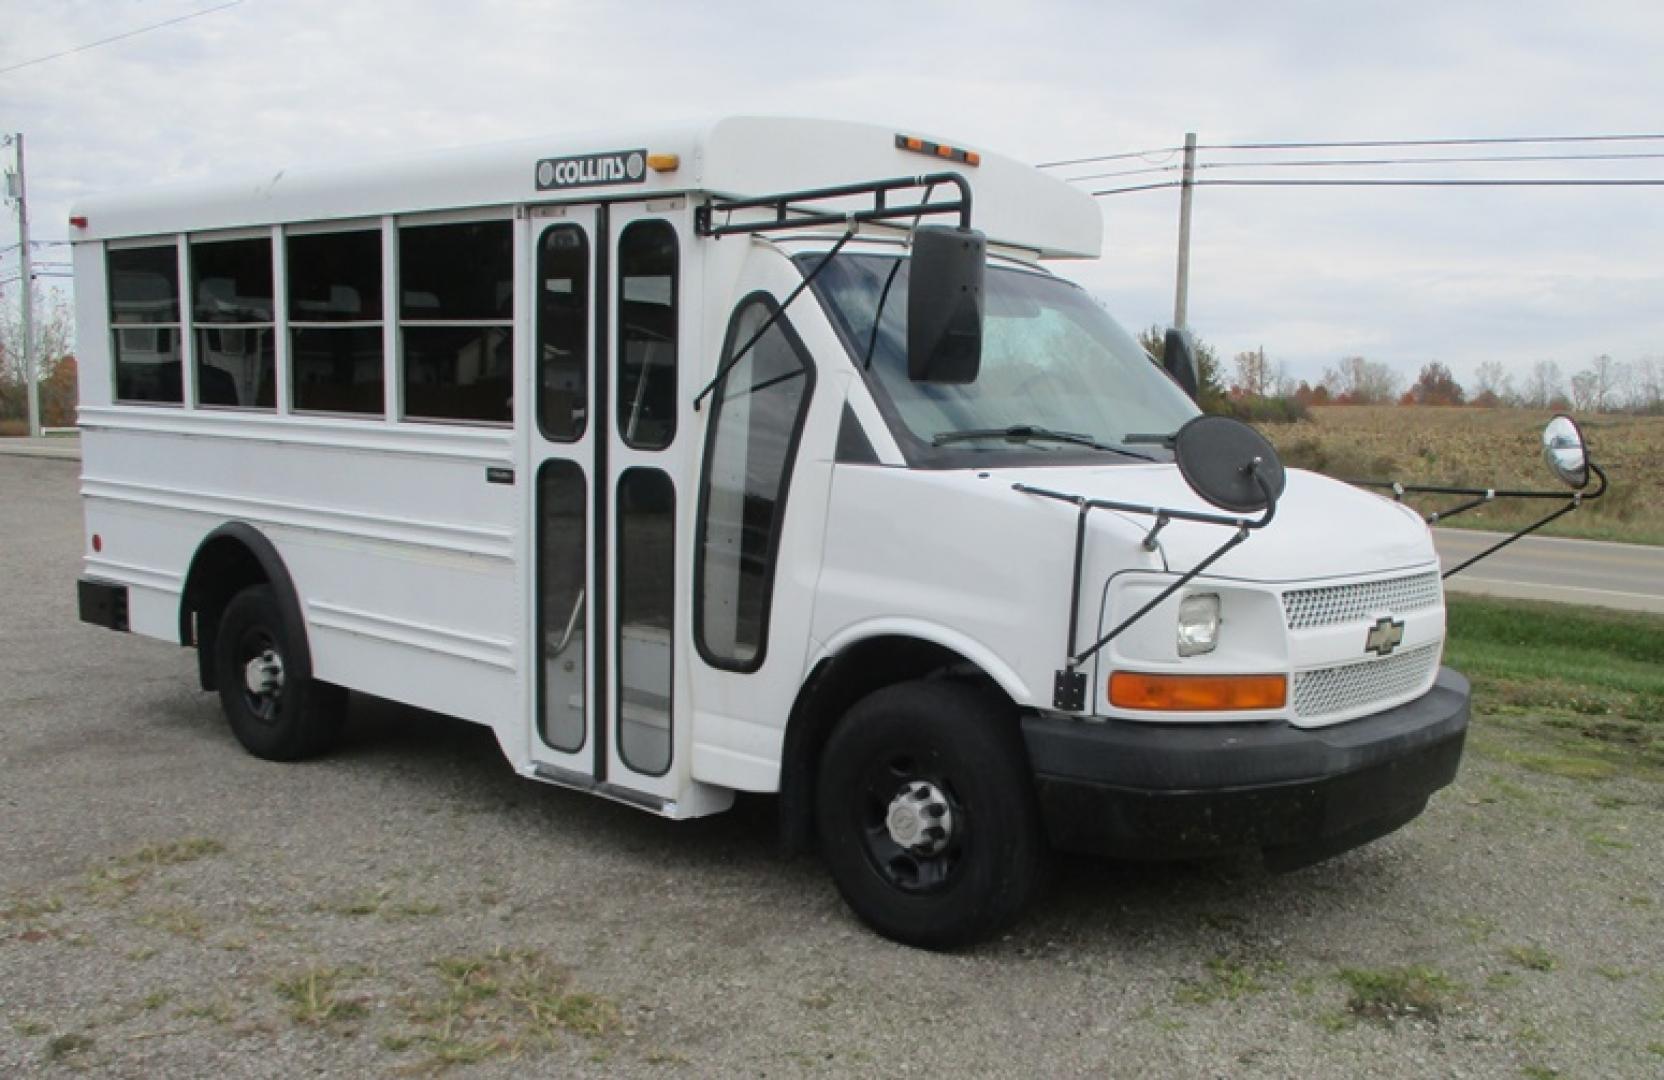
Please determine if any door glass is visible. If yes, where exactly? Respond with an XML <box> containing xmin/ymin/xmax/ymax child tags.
<box><xmin>538</xmin><ymin>461</ymin><xmax>587</xmax><ymax>752</ymax></box>
<box><xmin>696</xmin><ymin>298</ymin><xmax>814</xmax><ymax>670</ymax></box>
<box><xmin>537</xmin><ymin>225</ymin><xmax>590</xmax><ymax>440</ymax></box>
<box><xmin>617</xmin><ymin>468</ymin><xmax>674</xmax><ymax>775</ymax></box>
<box><xmin>617</xmin><ymin>221</ymin><xmax>678</xmax><ymax>449</ymax></box>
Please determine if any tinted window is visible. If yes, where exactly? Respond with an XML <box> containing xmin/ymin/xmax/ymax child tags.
<box><xmin>617</xmin><ymin>221</ymin><xmax>677</xmax><ymax>450</ymax></box>
<box><xmin>400</xmin><ymin>221</ymin><xmax>512</xmax><ymax>320</ymax></box>
<box><xmin>292</xmin><ymin>327</ymin><xmax>384</xmax><ymax>414</ymax></box>
<box><xmin>191</xmin><ymin>237</ymin><xmax>275</xmax><ymax>409</ymax></box>
<box><xmin>537</xmin><ymin>225</ymin><xmax>589</xmax><ymax>440</ymax></box>
<box><xmin>399</xmin><ymin>220</ymin><xmax>514</xmax><ymax>423</ymax></box>
<box><xmin>192</xmin><ymin>237</ymin><xmax>273</xmax><ymax>323</ymax></box>
<box><xmin>286</xmin><ymin>228</ymin><xmax>385</xmax><ymax>416</ymax></box>
<box><xmin>696</xmin><ymin>298</ymin><xmax>814</xmax><ymax>670</ymax></box>
<box><xmin>618</xmin><ymin>468</ymin><xmax>674</xmax><ymax>775</ymax></box>
<box><xmin>288</xmin><ymin>230</ymin><xmax>382</xmax><ymax>322</ymax></box>
<box><xmin>109</xmin><ymin>245</ymin><xmax>182</xmax><ymax>404</ymax></box>
<box><xmin>539</xmin><ymin>461</ymin><xmax>588</xmax><ymax>753</ymax></box>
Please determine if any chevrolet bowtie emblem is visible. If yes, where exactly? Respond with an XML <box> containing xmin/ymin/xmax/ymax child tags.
<box><xmin>1365</xmin><ymin>616</ymin><xmax>1406</xmax><ymax>657</ymax></box>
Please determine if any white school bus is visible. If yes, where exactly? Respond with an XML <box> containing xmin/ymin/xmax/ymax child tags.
<box><xmin>73</xmin><ymin>117</ymin><xmax>1476</xmax><ymax>947</ymax></box>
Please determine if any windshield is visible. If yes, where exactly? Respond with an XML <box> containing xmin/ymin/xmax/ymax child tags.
<box><xmin>803</xmin><ymin>252</ymin><xmax>1198</xmax><ymax>463</ymax></box>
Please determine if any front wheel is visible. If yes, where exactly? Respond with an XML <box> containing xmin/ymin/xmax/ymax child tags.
<box><xmin>214</xmin><ymin>584</ymin><xmax>345</xmax><ymax>761</ymax></box>
<box><xmin>815</xmin><ymin>680</ymin><xmax>1045</xmax><ymax>949</ymax></box>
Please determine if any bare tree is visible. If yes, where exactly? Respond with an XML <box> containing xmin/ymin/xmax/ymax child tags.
<box><xmin>1470</xmin><ymin>360</ymin><xmax>1513</xmax><ymax>405</ymax></box>
<box><xmin>1570</xmin><ymin>369</ymin><xmax>1599</xmax><ymax>412</ymax></box>
<box><xmin>1231</xmin><ymin>347</ymin><xmax>1276</xmax><ymax>398</ymax></box>
<box><xmin>1322</xmin><ymin>355</ymin><xmax>1402</xmax><ymax>404</ymax></box>
<box><xmin>1630</xmin><ymin>356</ymin><xmax>1663</xmax><ymax>411</ymax></box>
<box><xmin>1522</xmin><ymin>359</ymin><xmax>1564</xmax><ymax>409</ymax></box>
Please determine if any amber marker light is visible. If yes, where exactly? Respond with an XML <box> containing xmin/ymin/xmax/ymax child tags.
<box><xmin>1109</xmin><ymin>671</ymin><xmax>1287</xmax><ymax>712</ymax></box>
<box><xmin>646</xmin><ymin>153</ymin><xmax>679</xmax><ymax>172</ymax></box>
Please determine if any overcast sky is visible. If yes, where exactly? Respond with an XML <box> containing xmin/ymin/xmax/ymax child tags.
<box><xmin>4</xmin><ymin>0</ymin><xmax>1663</xmax><ymax>389</ymax></box>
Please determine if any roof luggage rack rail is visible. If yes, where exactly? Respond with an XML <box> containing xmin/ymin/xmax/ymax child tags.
<box><xmin>694</xmin><ymin>172</ymin><xmax>972</xmax><ymax>238</ymax></box>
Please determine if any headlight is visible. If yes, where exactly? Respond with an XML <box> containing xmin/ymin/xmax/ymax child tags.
<box><xmin>1177</xmin><ymin>592</ymin><xmax>1221</xmax><ymax>656</ymax></box>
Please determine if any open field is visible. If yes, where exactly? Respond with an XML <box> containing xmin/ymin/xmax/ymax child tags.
<box><xmin>4</xmin><ymin>455</ymin><xmax>1664</xmax><ymax>1077</ymax></box>
<box><xmin>1265</xmin><ymin>406</ymin><xmax>1664</xmax><ymax>546</ymax></box>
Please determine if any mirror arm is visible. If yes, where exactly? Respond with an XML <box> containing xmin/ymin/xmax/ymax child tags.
<box><xmin>1021</xmin><ymin>466</ymin><xmax>1276</xmax><ymax>712</ymax></box>
<box><xmin>1427</xmin><ymin>490</ymin><xmax>1495</xmax><ymax>525</ymax></box>
<box><xmin>1441</xmin><ymin>494</ymin><xmax>1584</xmax><ymax>580</ymax></box>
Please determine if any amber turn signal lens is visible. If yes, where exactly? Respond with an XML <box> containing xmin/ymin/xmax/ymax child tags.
<box><xmin>645</xmin><ymin>153</ymin><xmax>680</xmax><ymax>172</ymax></box>
<box><xmin>1109</xmin><ymin>671</ymin><xmax>1287</xmax><ymax>711</ymax></box>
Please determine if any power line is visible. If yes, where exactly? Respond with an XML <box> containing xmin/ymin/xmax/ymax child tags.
<box><xmin>1199</xmin><ymin>133</ymin><xmax>1664</xmax><ymax>151</ymax></box>
<box><xmin>1047</xmin><ymin>133</ymin><xmax>1664</xmax><ymax>171</ymax></box>
<box><xmin>1035</xmin><ymin>146</ymin><xmax>1184</xmax><ymax>169</ymax></box>
<box><xmin>1061</xmin><ymin>149</ymin><xmax>1664</xmax><ymax>184</ymax></box>
<box><xmin>1092</xmin><ymin>177</ymin><xmax>1664</xmax><ymax>196</ymax></box>
<box><xmin>0</xmin><ymin>0</ymin><xmax>247</xmax><ymax>77</ymax></box>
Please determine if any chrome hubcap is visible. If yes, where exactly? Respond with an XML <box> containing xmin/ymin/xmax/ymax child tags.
<box><xmin>884</xmin><ymin>780</ymin><xmax>954</xmax><ymax>856</ymax></box>
<box><xmin>243</xmin><ymin>649</ymin><xmax>285</xmax><ymax>697</ymax></box>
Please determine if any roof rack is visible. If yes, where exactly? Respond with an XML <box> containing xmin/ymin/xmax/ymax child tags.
<box><xmin>694</xmin><ymin>172</ymin><xmax>972</xmax><ymax>238</ymax></box>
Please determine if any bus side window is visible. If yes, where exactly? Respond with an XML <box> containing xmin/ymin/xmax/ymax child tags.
<box><xmin>617</xmin><ymin>221</ymin><xmax>678</xmax><ymax>450</ymax></box>
<box><xmin>109</xmin><ymin>245</ymin><xmax>183</xmax><ymax>405</ymax></box>
<box><xmin>694</xmin><ymin>296</ymin><xmax>816</xmax><ymax>672</ymax></box>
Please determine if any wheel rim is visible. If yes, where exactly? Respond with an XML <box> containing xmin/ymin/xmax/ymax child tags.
<box><xmin>236</xmin><ymin>627</ymin><xmax>285</xmax><ymax>725</ymax></box>
<box><xmin>857</xmin><ymin>750</ymin><xmax>965</xmax><ymax>894</ymax></box>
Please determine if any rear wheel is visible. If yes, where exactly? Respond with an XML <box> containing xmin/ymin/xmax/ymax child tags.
<box><xmin>815</xmin><ymin>680</ymin><xmax>1045</xmax><ymax>948</ymax></box>
<box><xmin>214</xmin><ymin>584</ymin><xmax>345</xmax><ymax>761</ymax></box>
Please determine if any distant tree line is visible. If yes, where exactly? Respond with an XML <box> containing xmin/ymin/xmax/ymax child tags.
<box><xmin>0</xmin><ymin>290</ymin><xmax>78</xmax><ymax>430</ymax></box>
<box><xmin>1139</xmin><ymin>323</ymin><xmax>1664</xmax><ymax>422</ymax></box>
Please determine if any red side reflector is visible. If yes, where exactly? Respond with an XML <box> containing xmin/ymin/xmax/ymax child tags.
<box><xmin>69</xmin><ymin>215</ymin><xmax>88</xmax><ymax>228</ymax></box>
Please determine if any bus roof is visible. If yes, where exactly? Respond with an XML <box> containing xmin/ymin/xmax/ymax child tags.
<box><xmin>70</xmin><ymin>116</ymin><xmax>1102</xmax><ymax>259</ymax></box>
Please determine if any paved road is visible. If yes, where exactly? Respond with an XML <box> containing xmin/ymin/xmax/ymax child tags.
<box><xmin>1434</xmin><ymin>527</ymin><xmax>1664</xmax><ymax>614</ymax></box>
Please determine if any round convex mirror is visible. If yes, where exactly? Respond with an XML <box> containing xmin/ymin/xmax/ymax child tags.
<box><xmin>1542</xmin><ymin>414</ymin><xmax>1590</xmax><ymax>489</ymax></box>
<box><xmin>1173</xmin><ymin>415</ymin><xmax>1287</xmax><ymax>513</ymax></box>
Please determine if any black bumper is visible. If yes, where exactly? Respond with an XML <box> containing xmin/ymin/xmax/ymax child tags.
<box><xmin>1021</xmin><ymin>667</ymin><xmax>1470</xmax><ymax>869</ymax></box>
<box><xmin>78</xmin><ymin>577</ymin><xmax>130</xmax><ymax>632</ymax></box>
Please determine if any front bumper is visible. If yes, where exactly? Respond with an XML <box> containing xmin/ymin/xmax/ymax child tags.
<box><xmin>1021</xmin><ymin>666</ymin><xmax>1470</xmax><ymax>869</ymax></box>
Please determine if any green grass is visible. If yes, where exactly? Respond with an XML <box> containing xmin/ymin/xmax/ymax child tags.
<box><xmin>1445</xmin><ymin>595</ymin><xmax>1664</xmax><ymax>781</ymax></box>
<box><xmin>1337</xmin><ymin>966</ymin><xmax>1465</xmax><ymax>1024</ymax></box>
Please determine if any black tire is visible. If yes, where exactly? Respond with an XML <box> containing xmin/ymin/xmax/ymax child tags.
<box><xmin>213</xmin><ymin>584</ymin><xmax>345</xmax><ymax>761</ymax></box>
<box><xmin>815</xmin><ymin>679</ymin><xmax>1046</xmax><ymax>949</ymax></box>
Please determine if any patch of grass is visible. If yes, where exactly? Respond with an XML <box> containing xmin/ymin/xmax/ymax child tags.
<box><xmin>83</xmin><ymin>837</ymin><xmax>226</xmax><ymax>901</ymax></box>
<box><xmin>137</xmin><ymin>906</ymin><xmax>207</xmax><ymax>939</ymax></box>
<box><xmin>1504</xmin><ymin>944</ymin><xmax>1558</xmax><ymax>972</ymax></box>
<box><xmin>1486</xmin><ymin>971</ymin><xmax>1522</xmax><ymax>991</ymax></box>
<box><xmin>315</xmin><ymin>886</ymin><xmax>446</xmax><ymax>920</ymax></box>
<box><xmin>143</xmin><ymin>990</ymin><xmax>175</xmax><ymax>1011</ymax></box>
<box><xmin>1521</xmin><ymin>1066</ymin><xmax>1560</xmax><ymax>1080</ymax></box>
<box><xmin>14</xmin><ymin>1018</ymin><xmax>52</xmax><ymax>1037</ymax></box>
<box><xmin>1174</xmin><ymin>956</ymin><xmax>1278</xmax><ymax>1005</ymax></box>
<box><xmin>178</xmin><ymin>999</ymin><xmax>235</xmax><ymax>1026</ymax></box>
<box><xmin>1337</xmin><ymin>965</ymin><xmax>1464</xmax><ymax>1024</ymax></box>
<box><xmin>46</xmin><ymin>1032</ymin><xmax>94</xmax><ymax>1062</ymax></box>
<box><xmin>124</xmin><ymin>838</ymin><xmax>225</xmax><ymax>867</ymax></box>
<box><xmin>1</xmin><ymin>893</ymin><xmax>64</xmax><ymax>921</ymax></box>
<box><xmin>273</xmin><ymin>967</ymin><xmax>367</xmax><ymax>1029</ymax></box>
<box><xmin>390</xmin><ymin>948</ymin><xmax>621</xmax><ymax>1069</ymax></box>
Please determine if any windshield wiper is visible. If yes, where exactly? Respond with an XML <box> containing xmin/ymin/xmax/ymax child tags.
<box><xmin>932</xmin><ymin>424</ymin><xmax>1157</xmax><ymax>460</ymax></box>
<box><xmin>1123</xmin><ymin>431</ymin><xmax>1178</xmax><ymax>449</ymax></box>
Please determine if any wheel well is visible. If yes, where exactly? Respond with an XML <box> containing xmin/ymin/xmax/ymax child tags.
<box><xmin>777</xmin><ymin>635</ymin><xmax>1014</xmax><ymax>855</ymax></box>
<box><xmin>180</xmin><ymin>524</ymin><xmax>305</xmax><ymax>692</ymax></box>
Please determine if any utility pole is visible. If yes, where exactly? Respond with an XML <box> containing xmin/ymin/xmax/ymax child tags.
<box><xmin>1172</xmin><ymin>131</ymin><xmax>1197</xmax><ymax>331</ymax></box>
<box><xmin>4</xmin><ymin>132</ymin><xmax>39</xmax><ymax>437</ymax></box>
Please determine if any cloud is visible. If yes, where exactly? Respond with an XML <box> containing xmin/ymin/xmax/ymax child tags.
<box><xmin>3</xmin><ymin>0</ymin><xmax>1663</xmax><ymax>386</ymax></box>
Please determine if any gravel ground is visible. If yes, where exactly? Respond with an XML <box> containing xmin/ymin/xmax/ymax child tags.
<box><xmin>2</xmin><ymin>453</ymin><xmax>1661</xmax><ymax>1078</ymax></box>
